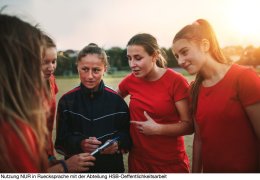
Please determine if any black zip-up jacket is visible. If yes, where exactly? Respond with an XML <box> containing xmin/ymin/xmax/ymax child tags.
<box><xmin>55</xmin><ymin>80</ymin><xmax>131</xmax><ymax>173</ymax></box>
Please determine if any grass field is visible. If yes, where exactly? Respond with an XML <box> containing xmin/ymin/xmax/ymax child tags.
<box><xmin>54</xmin><ymin>74</ymin><xmax>195</xmax><ymax>170</ymax></box>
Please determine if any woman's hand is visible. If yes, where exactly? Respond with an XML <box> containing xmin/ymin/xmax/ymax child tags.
<box><xmin>131</xmin><ymin>111</ymin><xmax>161</xmax><ymax>135</ymax></box>
<box><xmin>66</xmin><ymin>153</ymin><xmax>95</xmax><ymax>172</ymax></box>
<box><xmin>81</xmin><ymin>137</ymin><xmax>101</xmax><ymax>153</ymax></box>
<box><xmin>100</xmin><ymin>140</ymin><xmax>119</xmax><ymax>154</ymax></box>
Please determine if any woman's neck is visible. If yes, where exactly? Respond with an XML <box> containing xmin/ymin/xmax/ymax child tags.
<box><xmin>200</xmin><ymin>59</ymin><xmax>231</xmax><ymax>87</ymax></box>
<box><xmin>142</xmin><ymin>66</ymin><xmax>166</xmax><ymax>81</ymax></box>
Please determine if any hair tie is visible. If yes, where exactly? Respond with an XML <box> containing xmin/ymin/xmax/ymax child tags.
<box><xmin>192</xmin><ymin>20</ymin><xmax>200</xmax><ymax>26</ymax></box>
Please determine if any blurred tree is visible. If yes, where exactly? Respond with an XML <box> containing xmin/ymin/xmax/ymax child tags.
<box><xmin>106</xmin><ymin>47</ymin><xmax>129</xmax><ymax>71</ymax></box>
<box><xmin>56</xmin><ymin>45</ymin><xmax>260</xmax><ymax>76</ymax></box>
<box><xmin>237</xmin><ymin>45</ymin><xmax>256</xmax><ymax>67</ymax></box>
<box><xmin>222</xmin><ymin>46</ymin><xmax>243</xmax><ymax>62</ymax></box>
<box><xmin>55</xmin><ymin>52</ymin><xmax>77</xmax><ymax>76</ymax></box>
<box><xmin>164</xmin><ymin>48</ymin><xmax>179</xmax><ymax>68</ymax></box>
<box><xmin>253</xmin><ymin>47</ymin><xmax>260</xmax><ymax>67</ymax></box>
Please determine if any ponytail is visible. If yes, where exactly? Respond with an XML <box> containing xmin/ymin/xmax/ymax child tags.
<box><xmin>173</xmin><ymin>19</ymin><xmax>229</xmax><ymax>115</ymax></box>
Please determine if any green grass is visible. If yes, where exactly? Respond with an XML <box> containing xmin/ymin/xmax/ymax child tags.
<box><xmin>54</xmin><ymin>74</ymin><xmax>195</xmax><ymax>171</ymax></box>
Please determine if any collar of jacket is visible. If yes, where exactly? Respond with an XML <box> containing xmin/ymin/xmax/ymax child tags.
<box><xmin>80</xmin><ymin>80</ymin><xmax>104</xmax><ymax>99</ymax></box>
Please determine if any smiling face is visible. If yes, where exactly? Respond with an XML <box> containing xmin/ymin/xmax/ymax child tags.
<box><xmin>127</xmin><ymin>45</ymin><xmax>157</xmax><ymax>79</ymax></box>
<box><xmin>172</xmin><ymin>39</ymin><xmax>207</xmax><ymax>75</ymax></box>
<box><xmin>77</xmin><ymin>54</ymin><xmax>107</xmax><ymax>91</ymax></box>
<box><xmin>41</xmin><ymin>47</ymin><xmax>57</xmax><ymax>79</ymax></box>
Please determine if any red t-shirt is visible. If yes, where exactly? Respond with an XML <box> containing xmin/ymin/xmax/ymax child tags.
<box><xmin>196</xmin><ymin>64</ymin><xmax>260</xmax><ymax>172</ymax></box>
<box><xmin>119</xmin><ymin>69</ymin><xmax>189</xmax><ymax>165</ymax></box>
<box><xmin>46</xmin><ymin>75</ymin><xmax>58</xmax><ymax>157</ymax></box>
<box><xmin>0</xmin><ymin>120</ymin><xmax>40</xmax><ymax>172</ymax></box>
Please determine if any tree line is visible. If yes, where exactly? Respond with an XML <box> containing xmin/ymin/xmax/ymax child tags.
<box><xmin>55</xmin><ymin>45</ymin><xmax>260</xmax><ymax>76</ymax></box>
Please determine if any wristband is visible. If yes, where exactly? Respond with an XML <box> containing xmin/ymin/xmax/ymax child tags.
<box><xmin>60</xmin><ymin>160</ymin><xmax>68</xmax><ymax>173</ymax></box>
<box><xmin>48</xmin><ymin>155</ymin><xmax>56</xmax><ymax>162</ymax></box>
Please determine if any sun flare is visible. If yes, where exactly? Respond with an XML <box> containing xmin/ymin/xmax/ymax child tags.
<box><xmin>227</xmin><ymin>0</ymin><xmax>260</xmax><ymax>44</ymax></box>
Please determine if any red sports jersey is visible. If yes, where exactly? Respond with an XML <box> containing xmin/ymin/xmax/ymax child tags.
<box><xmin>46</xmin><ymin>75</ymin><xmax>58</xmax><ymax>157</ymax></box>
<box><xmin>0</xmin><ymin>120</ymin><xmax>40</xmax><ymax>172</ymax></box>
<box><xmin>119</xmin><ymin>68</ymin><xmax>190</xmax><ymax>172</ymax></box>
<box><xmin>196</xmin><ymin>64</ymin><xmax>260</xmax><ymax>172</ymax></box>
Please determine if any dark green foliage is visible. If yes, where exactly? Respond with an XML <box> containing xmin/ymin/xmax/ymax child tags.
<box><xmin>55</xmin><ymin>45</ymin><xmax>260</xmax><ymax>76</ymax></box>
<box><xmin>55</xmin><ymin>53</ymin><xmax>77</xmax><ymax>76</ymax></box>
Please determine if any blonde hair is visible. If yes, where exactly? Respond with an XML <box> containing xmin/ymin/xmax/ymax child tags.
<box><xmin>0</xmin><ymin>14</ymin><xmax>48</xmax><ymax>172</ymax></box>
<box><xmin>42</xmin><ymin>33</ymin><xmax>57</xmax><ymax>93</ymax></box>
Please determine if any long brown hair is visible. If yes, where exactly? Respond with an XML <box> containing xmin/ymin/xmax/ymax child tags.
<box><xmin>173</xmin><ymin>19</ymin><xmax>228</xmax><ymax>116</ymax></box>
<box><xmin>127</xmin><ymin>33</ymin><xmax>167</xmax><ymax>68</ymax></box>
<box><xmin>42</xmin><ymin>33</ymin><xmax>56</xmax><ymax>57</ymax></box>
<box><xmin>0</xmin><ymin>14</ymin><xmax>48</xmax><ymax>172</ymax></box>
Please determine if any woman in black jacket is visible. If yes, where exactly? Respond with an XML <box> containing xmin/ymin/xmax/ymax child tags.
<box><xmin>55</xmin><ymin>43</ymin><xmax>131</xmax><ymax>173</ymax></box>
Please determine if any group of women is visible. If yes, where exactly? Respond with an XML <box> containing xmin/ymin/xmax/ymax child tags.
<box><xmin>0</xmin><ymin>13</ymin><xmax>259</xmax><ymax>173</ymax></box>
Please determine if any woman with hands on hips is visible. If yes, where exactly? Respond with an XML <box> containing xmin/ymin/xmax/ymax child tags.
<box><xmin>117</xmin><ymin>33</ymin><xmax>193</xmax><ymax>173</ymax></box>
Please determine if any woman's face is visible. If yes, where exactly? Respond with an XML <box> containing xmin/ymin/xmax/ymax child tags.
<box><xmin>77</xmin><ymin>54</ymin><xmax>107</xmax><ymax>91</ymax></box>
<box><xmin>41</xmin><ymin>47</ymin><xmax>57</xmax><ymax>79</ymax></box>
<box><xmin>172</xmin><ymin>39</ymin><xmax>206</xmax><ymax>75</ymax></box>
<box><xmin>127</xmin><ymin>45</ymin><xmax>157</xmax><ymax>79</ymax></box>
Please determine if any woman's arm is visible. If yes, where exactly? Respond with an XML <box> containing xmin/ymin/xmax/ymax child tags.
<box><xmin>55</xmin><ymin>99</ymin><xmax>84</xmax><ymax>155</ymax></box>
<box><xmin>192</xmin><ymin>120</ymin><xmax>203</xmax><ymax>173</ymax></box>
<box><xmin>245</xmin><ymin>102</ymin><xmax>260</xmax><ymax>172</ymax></box>
<box><xmin>47</xmin><ymin>153</ymin><xmax>95</xmax><ymax>173</ymax></box>
<box><xmin>131</xmin><ymin>99</ymin><xmax>193</xmax><ymax>136</ymax></box>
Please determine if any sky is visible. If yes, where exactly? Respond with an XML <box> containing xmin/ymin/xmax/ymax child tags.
<box><xmin>1</xmin><ymin>0</ymin><xmax>260</xmax><ymax>50</ymax></box>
